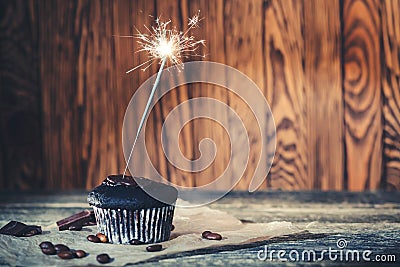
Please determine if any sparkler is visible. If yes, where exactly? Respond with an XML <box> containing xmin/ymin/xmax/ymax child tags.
<box><xmin>123</xmin><ymin>12</ymin><xmax>205</xmax><ymax>178</ymax></box>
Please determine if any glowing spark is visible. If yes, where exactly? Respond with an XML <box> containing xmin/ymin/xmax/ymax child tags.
<box><xmin>126</xmin><ymin>11</ymin><xmax>205</xmax><ymax>73</ymax></box>
<box><xmin>123</xmin><ymin>12</ymin><xmax>205</xmax><ymax>178</ymax></box>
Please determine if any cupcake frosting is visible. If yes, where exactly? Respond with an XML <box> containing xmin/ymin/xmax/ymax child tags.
<box><xmin>88</xmin><ymin>175</ymin><xmax>178</xmax><ymax>209</ymax></box>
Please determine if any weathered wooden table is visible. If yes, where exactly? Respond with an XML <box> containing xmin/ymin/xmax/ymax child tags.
<box><xmin>0</xmin><ymin>191</ymin><xmax>399</xmax><ymax>266</ymax></box>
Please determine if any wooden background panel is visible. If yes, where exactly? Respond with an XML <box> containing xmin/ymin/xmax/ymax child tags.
<box><xmin>123</xmin><ymin>0</ymin><xmax>158</xmax><ymax>186</ymax></box>
<box><xmin>0</xmin><ymin>0</ymin><xmax>399</xmax><ymax>191</ymax></box>
<box><xmin>224</xmin><ymin>0</ymin><xmax>266</xmax><ymax>190</ymax></box>
<box><xmin>75</xmin><ymin>0</ymin><xmax>123</xmax><ymax>189</ymax></box>
<box><xmin>381</xmin><ymin>0</ymin><xmax>400</xmax><ymax>190</ymax></box>
<box><xmin>342</xmin><ymin>0</ymin><xmax>382</xmax><ymax>190</ymax></box>
<box><xmin>264</xmin><ymin>0</ymin><xmax>309</xmax><ymax>190</ymax></box>
<box><xmin>0</xmin><ymin>0</ymin><xmax>43</xmax><ymax>189</ymax></box>
<box><xmin>148</xmin><ymin>0</ymin><xmax>182</xmax><ymax>186</ymax></box>
<box><xmin>188</xmin><ymin>0</ymin><xmax>230</xmax><ymax>189</ymax></box>
<box><xmin>38</xmin><ymin>0</ymin><xmax>83</xmax><ymax>189</ymax></box>
<box><xmin>303</xmin><ymin>0</ymin><xmax>343</xmax><ymax>190</ymax></box>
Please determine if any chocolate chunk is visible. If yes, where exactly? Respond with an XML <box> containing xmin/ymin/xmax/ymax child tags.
<box><xmin>96</xmin><ymin>253</ymin><xmax>111</xmax><ymax>264</ymax></box>
<box><xmin>0</xmin><ymin>221</ymin><xmax>42</xmax><ymax>237</ymax></box>
<box><xmin>84</xmin><ymin>221</ymin><xmax>97</xmax><ymax>226</ymax></box>
<box><xmin>146</xmin><ymin>244</ymin><xmax>162</xmax><ymax>252</ymax></box>
<box><xmin>86</xmin><ymin>210</ymin><xmax>97</xmax><ymax>226</ymax></box>
<box><xmin>23</xmin><ymin>226</ymin><xmax>42</xmax><ymax>237</ymax></box>
<box><xmin>57</xmin><ymin>251</ymin><xmax>75</xmax><ymax>259</ymax></box>
<box><xmin>56</xmin><ymin>210</ymin><xmax>92</xmax><ymax>231</ymax></box>
<box><xmin>129</xmin><ymin>239</ymin><xmax>143</xmax><ymax>245</ymax></box>
<box><xmin>79</xmin><ymin>210</ymin><xmax>96</xmax><ymax>226</ymax></box>
<box><xmin>87</xmin><ymin>234</ymin><xmax>101</xmax><ymax>243</ymax></box>
<box><xmin>68</xmin><ymin>224</ymin><xmax>82</xmax><ymax>231</ymax></box>
<box><xmin>74</xmin><ymin>250</ymin><xmax>87</xmax><ymax>258</ymax></box>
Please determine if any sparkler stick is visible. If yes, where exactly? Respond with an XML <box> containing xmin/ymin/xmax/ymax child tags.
<box><xmin>123</xmin><ymin>57</ymin><xmax>166</xmax><ymax>178</ymax></box>
<box><xmin>123</xmin><ymin>13</ymin><xmax>205</xmax><ymax>178</ymax></box>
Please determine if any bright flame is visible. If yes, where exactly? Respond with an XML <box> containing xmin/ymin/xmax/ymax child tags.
<box><xmin>126</xmin><ymin>11</ymin><xmax>205</xmax><ymax>73</ymax></box>
<box><xmin>157</xmin><ymin>39</ymin><xmax>174</xmax><ymax>58</ymax></box>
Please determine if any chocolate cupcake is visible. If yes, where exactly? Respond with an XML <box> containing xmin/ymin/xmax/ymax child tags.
<box><xmin>88</xmin><ymin>175</ymin><xmax>177</xmax><ymax>244</ymax></box>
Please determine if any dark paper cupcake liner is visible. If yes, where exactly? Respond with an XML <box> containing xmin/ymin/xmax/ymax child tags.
<box><xmin>93</xmin><ymin>206</ymin><xmax>174</xmax><ymax>244</ymax></box>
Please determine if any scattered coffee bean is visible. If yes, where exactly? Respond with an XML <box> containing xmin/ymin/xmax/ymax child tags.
<box><xmin>54</xmin><ymin>244</ymin><xmax>70</xmax><ymax>253</ymax></box>
<box><xmin>41</xmin><ymin>247</ymin><xmax>56</xmax><ymax>255</ymax></box>
<box><xmin>129</xmin><ymin>238</ymin><xmax>143</xmax><ymax>245</ymax></box>
<box><xmin>57</xmin><ymin>251</ymin><xmax>75</xmax><ymax>259</ymax></box>
<box><xmin>146</xmin><ymin>244</ymin><xmax>162</xmax><ymax>252</ymax></box>
<box><xmin>87</xmin><ymin>234</ymin><xmax>101</xmax><ymax>243</ymax></box>
<box><xmin>68</xmin><ymin>224</ymin><xmax>82</xmax><ymax>231</ymax></box>
<box><xmin>204</xmin><ymin>232</ymin><xmax>222</xmax><ymax>240</ymax></box>
<box><xmin>201</xmin><ymin>231</ymin><xmax>212</xmax><ymax>238</ymax></box>
<box><xmin>74</xmin><ymin>250</ymin><xmax>87</xmax><ymax>258</ymax></box>
<box><xmin>96</xmin><ymin>253</ymin><xmax>111</xmax><ymax>264</ymax></box>
<box><xmin>39</xmin><ymin>241</ymin><xmax>54</xmax><ymax>249</ymax></box>
<box><xmin>170</xmin><ymin>224</ymin><xmax>175</xmax><ymax>231</ymax></box>
<box><xmin>96</xmin><ymin>233</ymin><xmax>108</xmax><ymax>243</ymax></box>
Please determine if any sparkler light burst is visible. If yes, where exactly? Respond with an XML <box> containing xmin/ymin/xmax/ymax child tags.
<box><xmin>126</xmin><ymin>11</ymin><xmax>205</xmax><ymax>73</ymax></box>
<box><xmin>123</xmin><ymin>12</ymin><xmax>206</xmax><ymax>178</ymax></box>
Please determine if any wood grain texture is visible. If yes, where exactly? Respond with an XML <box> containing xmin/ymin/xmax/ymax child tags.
<box><xmin>381</xmin><ymin>0</ymin><xmax>400</xmax><ymax>190</ymax></box>
<box><xmin>38</xmin><ymin>0</ymin><xmax>81</xmax><ymax>189</ymax></box>
<box><xmin>303</xmin><ymin>0</ymin><xmax>343</xmax><ymax>190</ymax></box>
<box><xmin>120</xmin><ymin>0</ymin><xmax>158</xmax><ymax>185</ymax></box>
<box><xmin>0</xmin><ymin>0</ymin><xmax>43</xmax><ymax>189</ymax></box>
<box><xmin>148</xmin><ymin>0</ymin><xmax>183</xmax><ymax>186</ymax></box>
<box><xmin>342</xmin><ymin>0</ymin><xmax>382</xmax><ymax>190</ymax></box>
<box><xmin>0</xmin><ymin>0</ymin><xmax>398</xmax><ymax>191</ymax></box>
<box><xmin>264</xmin><ymin>0</ymin><xmax>309</xmax><ymax>190</ymax></box>
<box><xmin>224</xmin><ymin>0</ymin><xmax>266</xmax><ymax>190</ymax></box>
<box><xmin>38</xmin><ymin>0</ymin><xmax>140</xmax><ymax>189</ymax></box>
<box><xmin>187</xmin><ymin>0</ymin><xmax>230</xmax><ymax>189</ymax></box>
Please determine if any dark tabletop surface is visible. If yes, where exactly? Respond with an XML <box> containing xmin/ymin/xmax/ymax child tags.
<box><xmin>0</xmin><ymin>191</ymin><xmax>399</xmax><ymax>266</ymax></box>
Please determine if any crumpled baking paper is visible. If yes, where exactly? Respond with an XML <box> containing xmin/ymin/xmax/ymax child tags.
<box><xmin>0</xmin><ymin>200</ymin><xmax>300</xmax><ymax>266</ymax></box>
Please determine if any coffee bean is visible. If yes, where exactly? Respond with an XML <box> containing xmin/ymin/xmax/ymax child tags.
<box><xmin>146</xmin><ymin>244</ymin><xmax>162</xmax><ymax>252</ymax></box>
<box><xmin>41</xmin><ymin>247</ymin><xmax>56</xmax><ymax>255</ymax></box>
<box><xmin>204</xmin><ymin>232</ymin><xmax>222</xmax><ymax>240</ymax></box>
<box><xmin>68</xmin><ymin>224</ymin><xmax>82</xmax><ymax>231</ymax></box>
<box><xmin>129</xmin><ymin>238</ymin><xmax>143</xmax><ymax>245</ymax></box>
<box><xmin>87</xmin><ymin>234</ymin><xmax>101</xmax><ymax>243</ymax></box>
<box><xmin>171</xmin><ymin>224</ymin><xmax>175</xmax><ymax>231</ymax></box>
<box><xmin>96</xmin><ymin>233</ymin><xmax>108</xmax><ymax>243</ymax></box>
<box><xmin>57</xmin><ymin>251</ymin><xmax>75</xmax><ymax>259</ymax></box>
<box><xmin>201</xmin><ymin>231</ymin><xmax>212</xmax><ymax>238</ymax></box>
<box><xmin>39</xmin><ymin>241</ymin><xmax>54</xmax><ymax>249</ymax></box>
<box><xmin>74</xmin><ymin>250</ymin><xmax>87</xmax><ymax>258</ymax></box>
<box><xmin>54</xmin><ymin>244</ymin><xmax>70</xmax><ymax>253</ymax></box>
<box><xmin>96</xmin><ymin>253</ymin><xmax>111</xmax><ymax>264</ymax></box>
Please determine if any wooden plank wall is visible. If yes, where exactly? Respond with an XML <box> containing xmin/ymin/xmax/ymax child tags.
<box><xmin>0</xmin><ymin>0</ymin><xmax>44</xmax><ymax>189</ymax></box>
<box><xmin>0</xmin><ymin>0</ymin><xmax>399</xmax><ymax>191</ymax></box>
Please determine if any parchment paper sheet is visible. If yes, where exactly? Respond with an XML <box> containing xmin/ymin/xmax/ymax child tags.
<box><xmin>0</xmin><ymin>200</ymin><xmax>300</xmax><ymax>266</ymax></box>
